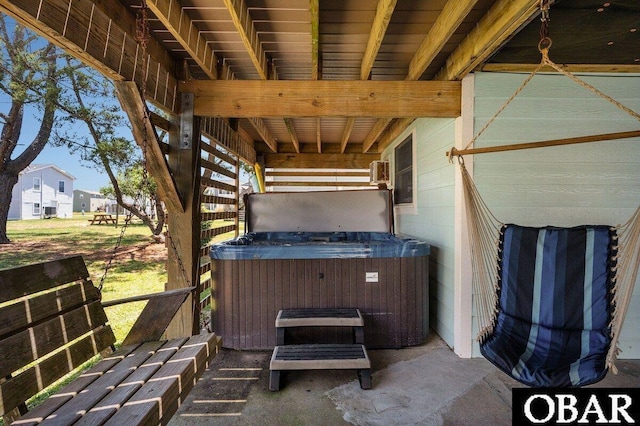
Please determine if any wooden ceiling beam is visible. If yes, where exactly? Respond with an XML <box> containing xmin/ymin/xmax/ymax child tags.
<box><xmin>247</xmin><ymin>117</ymin><xmax>278</xmax><ymax>152</ymax></box>
<box><xmin>406</xmin><ymin>0</ymin><xmax>478</xmax><ymax>81</ymax></box>
<box><xmin>146</xmin><ymin>0</ymin><xmax>218</xmax><ymax>80</ymax></box>
<box><xmin>0</xmin><ymin>0</ymin><xmax>179</xmax><ymax>113</ymax></box>
<box><xmin>284</xmin><ymin>118</ymin><xmax>300</xmax><ymax>153</ymax></box>
<box><xmin>222</xmin><ymin>0</ymin><xmax>294</xmax><ymax>153</ymax></box>
<box><xmin>180</xmin><ymin>80</ymin><xmax>461</xmax><ymax>118</ymax></box>
<box><xmin>263</xmin><ymin>153</ymin><xmax>381</xmax><ymax>169</ymax></box>
<box><xmin>362</xmin><ymin>119</ymin><xmax>392</xmax><ymax>153</ymax></box>
<box><xmin>377</xmin><ymin>117</ymin><xmax>416</xmax><ymax>153</ymax></box>
<box><xmin>223</xmin><ymin>0</ymin><xmax>267</xmax><ymax>80</ymax></box>
<box><xmin>316</xmin><ymin>118</ymin><xmax>322</xmax><ymax>153</ymax></box>
<box><xmin>363</xmin><ymin>0</ymin><xmax>477</xmax><ymax>152</ymax></box>
<box><xmin>340</xmin><ymin>0</ymin><xmax>397</xmax><ymax>154</ymax></box>
<box><xmin>340</xmin><ymin>118</ymin><xmax>356</xmax><ymax>154</ymax></box>
<box><xmin>361</xmin><ymin>0</ymin><xmax>398</xmax><ymax>80</ymax></box>
<box><xmin>481</xmin><ymin>63</ymin><xmax>640</xmax><ymax>73</ymax></box>
<box><xmin>114</xmin><ymin>81</ymin><xmax>183</xmax><ymax>213</ymax></box>
<box><xmin>366</xmin><ymin>0</ymin><xmax>538</xmax><ymax>153</ymax></box>
<box><xmin>200</xmin><ymin>117</ymin><xmax>256</xmax><ymax>165</ymax></box>
<box><xmin>311</xmin><ymin>0</ymin><xmax>320</xmax><ymax>153</ymax></box>
<box><xmin>436</xmin><ymin>0</ymin><xmax>540</xmax><ymax>81</ymax></box>
<box><xmin>310</xmin><ymin>0</ymin><xmax>320</xmax><ymax>80</ymax></box>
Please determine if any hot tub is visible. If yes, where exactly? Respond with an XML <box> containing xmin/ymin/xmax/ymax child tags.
<box><xmin>209</xmin><ymin>190</ymin><xmax>431</xmax><ymax>349</ymax></box>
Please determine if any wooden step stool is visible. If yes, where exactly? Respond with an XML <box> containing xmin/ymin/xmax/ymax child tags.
<box><xmin>275</xmin><ymin>308</ymin><xmax>365</xmax><ymax>345</ymax></box>
<box><xmin>269</xmin><ymin>308</ymin><xmax>371</xmax><ymax>391</ymax></box>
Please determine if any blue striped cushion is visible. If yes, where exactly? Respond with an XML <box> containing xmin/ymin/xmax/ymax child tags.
<box><xmin>480</xmin><ymin>225</ymin><xmax>615</xmax><ymax>387</ymax></box>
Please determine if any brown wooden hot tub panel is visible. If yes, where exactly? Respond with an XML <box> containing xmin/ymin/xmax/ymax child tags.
<box><xmin>211</xmin><ymin>256</ymin><xmax>429</xmax><ymax>349</ymax></box>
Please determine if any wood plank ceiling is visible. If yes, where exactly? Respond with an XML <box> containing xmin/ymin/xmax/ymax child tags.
<box><xmin>1</xmin><ymin>0</ymin><xmax>638</xmax><ymax>169</ymax></box>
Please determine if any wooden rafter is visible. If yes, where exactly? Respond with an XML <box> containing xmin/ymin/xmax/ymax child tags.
<box><xmin>406</xmin><ymin>0</ymin><xmax>479</xmax><ymax>81</ymax></box>
<box><xmin>222</xmin><ymin>0</ymin><xmax>294</xmax><ymax>153</ymax></box>
<box><xmin>362</xmin><ymin>119</ymin><xmax>392</xmax><ymax>153</ymax></box>
<box><xmin>264</xmin><ymin>153</ymin><xmax>380</xmax><ymax>169</ymax></box>
<box><xmin>311</xmin><ymin>0</ymin><xmax>320</xmax><ymax>153</ymax></box>
<box><xmin>316</xmin><ymin>118</ymin><xmax>322</xmax><ymax>153</ymax></box>
<box><xmin>340</xmin><ymin>0</ymin><xmax>397</xmax><ymax>154</ymax></box>
<box><xmin>247</xmin><ymin>117</ymin><xmax>278</xmax><ymax>152</ymax></box>
<box><xmin>284</xmin><ymin>118</ymin><xmax>301</xmax><ymax>153</ymax></box>
<box><xmin>436</xmin><ymin>0</ymin><xmax>539</xmax><ymax>81</ymax></box>
<box><xmin>481</xmin><ymin>63</ymin><xmax>640</xmax><ymax>74</ymax></box>
<box><xmin>310</xmin><ymin>0</ymin><xmax>320</xmax><ymax>81</ymax></box>
<box><xmin>377</xmin><ymin>117</ymin><xmax>415</xmax><ymax>153</ymax></box>
<box><xmin>180</xmin><ymin>80</ymin><xmax>461</xmax><ymax>118</ymax></box>
<box><xmin>340</xmin><ymin>118</ymin><xmax>355</xmax><ymax>154</ymax></box>
<box><xmin>200</xmin><ymin>117</ymin><xmax>256</xmax><ymax>165</ymax></box>
<box><xmin>223</xmin><ymin>0</ymin><xmax>267</xmax><ymax>79</ymax></box>
<box><xmin>146</xmin><ymin>0</ymin><xmax>218</xmax><ymax>80</ymax></box>
<box><xmin>114</xmin><ymin>81</ymin><xmax>183</xmax><ymax>213</ymax></box>
<box><xmin>363</xmin><ymin>0</ymin><xmax>480</xmax><ymax>152</ymax></box>
<box><xmin>361</xmin><ymin>0</ymin><xmax>398</xmax><ymax>81</ymax></box>
<box><xmin>0</xmin><ymin>0</ymin><xmax>179</xmax><ymax>113</ymax></box>
<box><xmin>365</xmin><ymin>0</ymin><xmax>539</xmax><ymax>153</ymax></box>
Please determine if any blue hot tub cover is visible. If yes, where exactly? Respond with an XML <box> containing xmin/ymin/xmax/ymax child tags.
<box><xmin>210</xmin><ymin>232</ymin><xmax>430</xmax><ymax>260</ymax></box>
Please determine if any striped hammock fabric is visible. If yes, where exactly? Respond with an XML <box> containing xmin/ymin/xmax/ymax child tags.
<box><xmin>480</xmin><ymin>225</ymin><xmax>616</xmax><ymax>387</ymax></box>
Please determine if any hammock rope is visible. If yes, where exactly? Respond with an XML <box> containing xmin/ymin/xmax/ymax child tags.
<box><xmin>607</xmin><ymin>204</ymin><xmax>640</xmax><ymax>371</ymax></box>
<box><xmin>448</xmin><ymin>44</ymin><xmax>640</xmax><ymax>161</ymax></box>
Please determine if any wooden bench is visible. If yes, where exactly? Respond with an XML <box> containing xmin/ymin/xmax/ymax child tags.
<box><xmin>269</xmin><ymin>344</ymin><xmax>372</xmax><ymax>391</ymax></box>
<box><xmin>275</xmin><ymin>308</ymin><xmax>365</xmax><ymax>345</ymax></box>
<box><xmin>0</xmin><ymin>256</ymin><xmax>221</xmax><ymax>425</ymax></box>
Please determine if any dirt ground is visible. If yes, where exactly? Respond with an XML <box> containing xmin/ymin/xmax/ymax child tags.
<box><xmin>0</xmin><ymin>239</ymin><xmax>167</xmax><ymax>264</ymax></box>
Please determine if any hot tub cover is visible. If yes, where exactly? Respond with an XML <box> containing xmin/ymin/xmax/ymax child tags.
<box><xmin>210</xmin><ymin>232</ymin><xmax>430</xmax><ymax>259</ymax></box>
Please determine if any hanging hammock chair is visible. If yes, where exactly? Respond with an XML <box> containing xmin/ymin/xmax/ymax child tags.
<box><xmin>458</xmin><ymin>158</ymin><xmax>640</xmax><ymax>387</ymax></box>
<box><xmin>449</xmin><ymin>5</ymin><xmax>640</xmax><ymax>387</ymax></box>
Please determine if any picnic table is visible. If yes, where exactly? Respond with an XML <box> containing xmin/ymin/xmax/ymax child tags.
<box><xmin>88</xmin><ymin>213</ymin><xmax>117</xmax><ymax>225</ymax></box>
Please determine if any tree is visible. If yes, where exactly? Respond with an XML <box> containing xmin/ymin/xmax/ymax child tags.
<box><xmin>61</xmin><ymin>58</ymin><xmax>166</xmax><ymax>237</ymax></box>
<box><xmin>0</xmin><ymin>17</ymin><xmax>165</xmax><ymax>243</ymax></box>
<box><xmin>0</xmin><ymin>18</ymin><xmax>60</xmax><ymax>243</ymax></box>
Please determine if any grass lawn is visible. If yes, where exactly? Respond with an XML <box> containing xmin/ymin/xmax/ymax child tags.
<box><xmin>1</xmin><ymin>212</ymin><xmax>236</xmax><ymax>342</ymax></box>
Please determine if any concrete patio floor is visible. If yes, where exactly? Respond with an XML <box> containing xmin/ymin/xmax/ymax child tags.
<box><xmin>169</xmin><ymin>333</ymin><xmax>640</xmax><ymax>425</ymax></box>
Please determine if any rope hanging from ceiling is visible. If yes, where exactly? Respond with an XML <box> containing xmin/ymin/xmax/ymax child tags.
<box><xmin>447</xmin><ymin>0</ymin><xmax>640</xmax><ymax>160</ymax></box>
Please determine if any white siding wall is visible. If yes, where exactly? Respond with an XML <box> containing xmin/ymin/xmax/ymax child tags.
<box><xmin>21</xmin><ymin>173</ymin><xmax>44</xmax><ymax>220</ymax></box>
<box><xmin>17</xmin><ymin>168</ymin><xmax>74</xmax><ymax>219</ymax></box>
<box><xmin>471</xmin><ymin>71</ymin><xmax>640</xmax><ymax>358</ymax></box>
<box><xmin>382</xmin><ymin>118</ymin><xmax>457</xmax><ymax>347</ymax></box>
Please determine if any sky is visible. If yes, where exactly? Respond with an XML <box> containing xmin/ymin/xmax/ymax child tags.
<box><xmin>0</xmin><ymin>16</ymin><xmax>112</xmax><ymax>192</ymax></box>
<box><xmin>37</xmin><ymin>144</ymin><xmax>110</xmax><ymax>192</ymax></box>
<box><xmin>13</xmin><ymin>102</ymin><xmax>121</xmax><ymax>192</ymax></box>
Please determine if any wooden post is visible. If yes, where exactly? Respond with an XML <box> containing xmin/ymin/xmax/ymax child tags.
<box><xmin>166</xmin><ymin>92</ymin><xmax>201</xmax><ymax>338</ymax></box>
<box><xmin>235</xmin><ymin>154</ymin><xmax>240</xmax><ymax>237</ymax></box>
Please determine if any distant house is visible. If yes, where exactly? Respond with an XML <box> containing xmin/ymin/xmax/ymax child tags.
<box><xmin>74</xmin><ymin>190</ymin><xmax>147</xmax><ymax>215</ymax></box>
<box><xmin>73</xmin><ymin>189</ymin><xmax>108</xmax><ymax>213</ymax></box>
<box><xmin>8</xmin><ymin>164</ymin><xmax>75</xmax><ymax>220</ymax></box>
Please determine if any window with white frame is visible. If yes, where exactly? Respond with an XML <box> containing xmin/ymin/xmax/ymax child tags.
<box><xmin>33</xmin><ymin>177</ymin><xmax>41</xmax><ymax>192</ymax></box>
<box><xmin>394</xmin><ymin>133</ymin><xmax>414</xmax><ymax>205</ymax></box>
<box><xmin>33</xmin><ymin>203</ymin><xmax>41</xmax><ymax>215</ymax></box>
<box><xmin>58</xmin><ymin>181</ymin><xmax>65</xmax><ymax>193</ymax></box>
